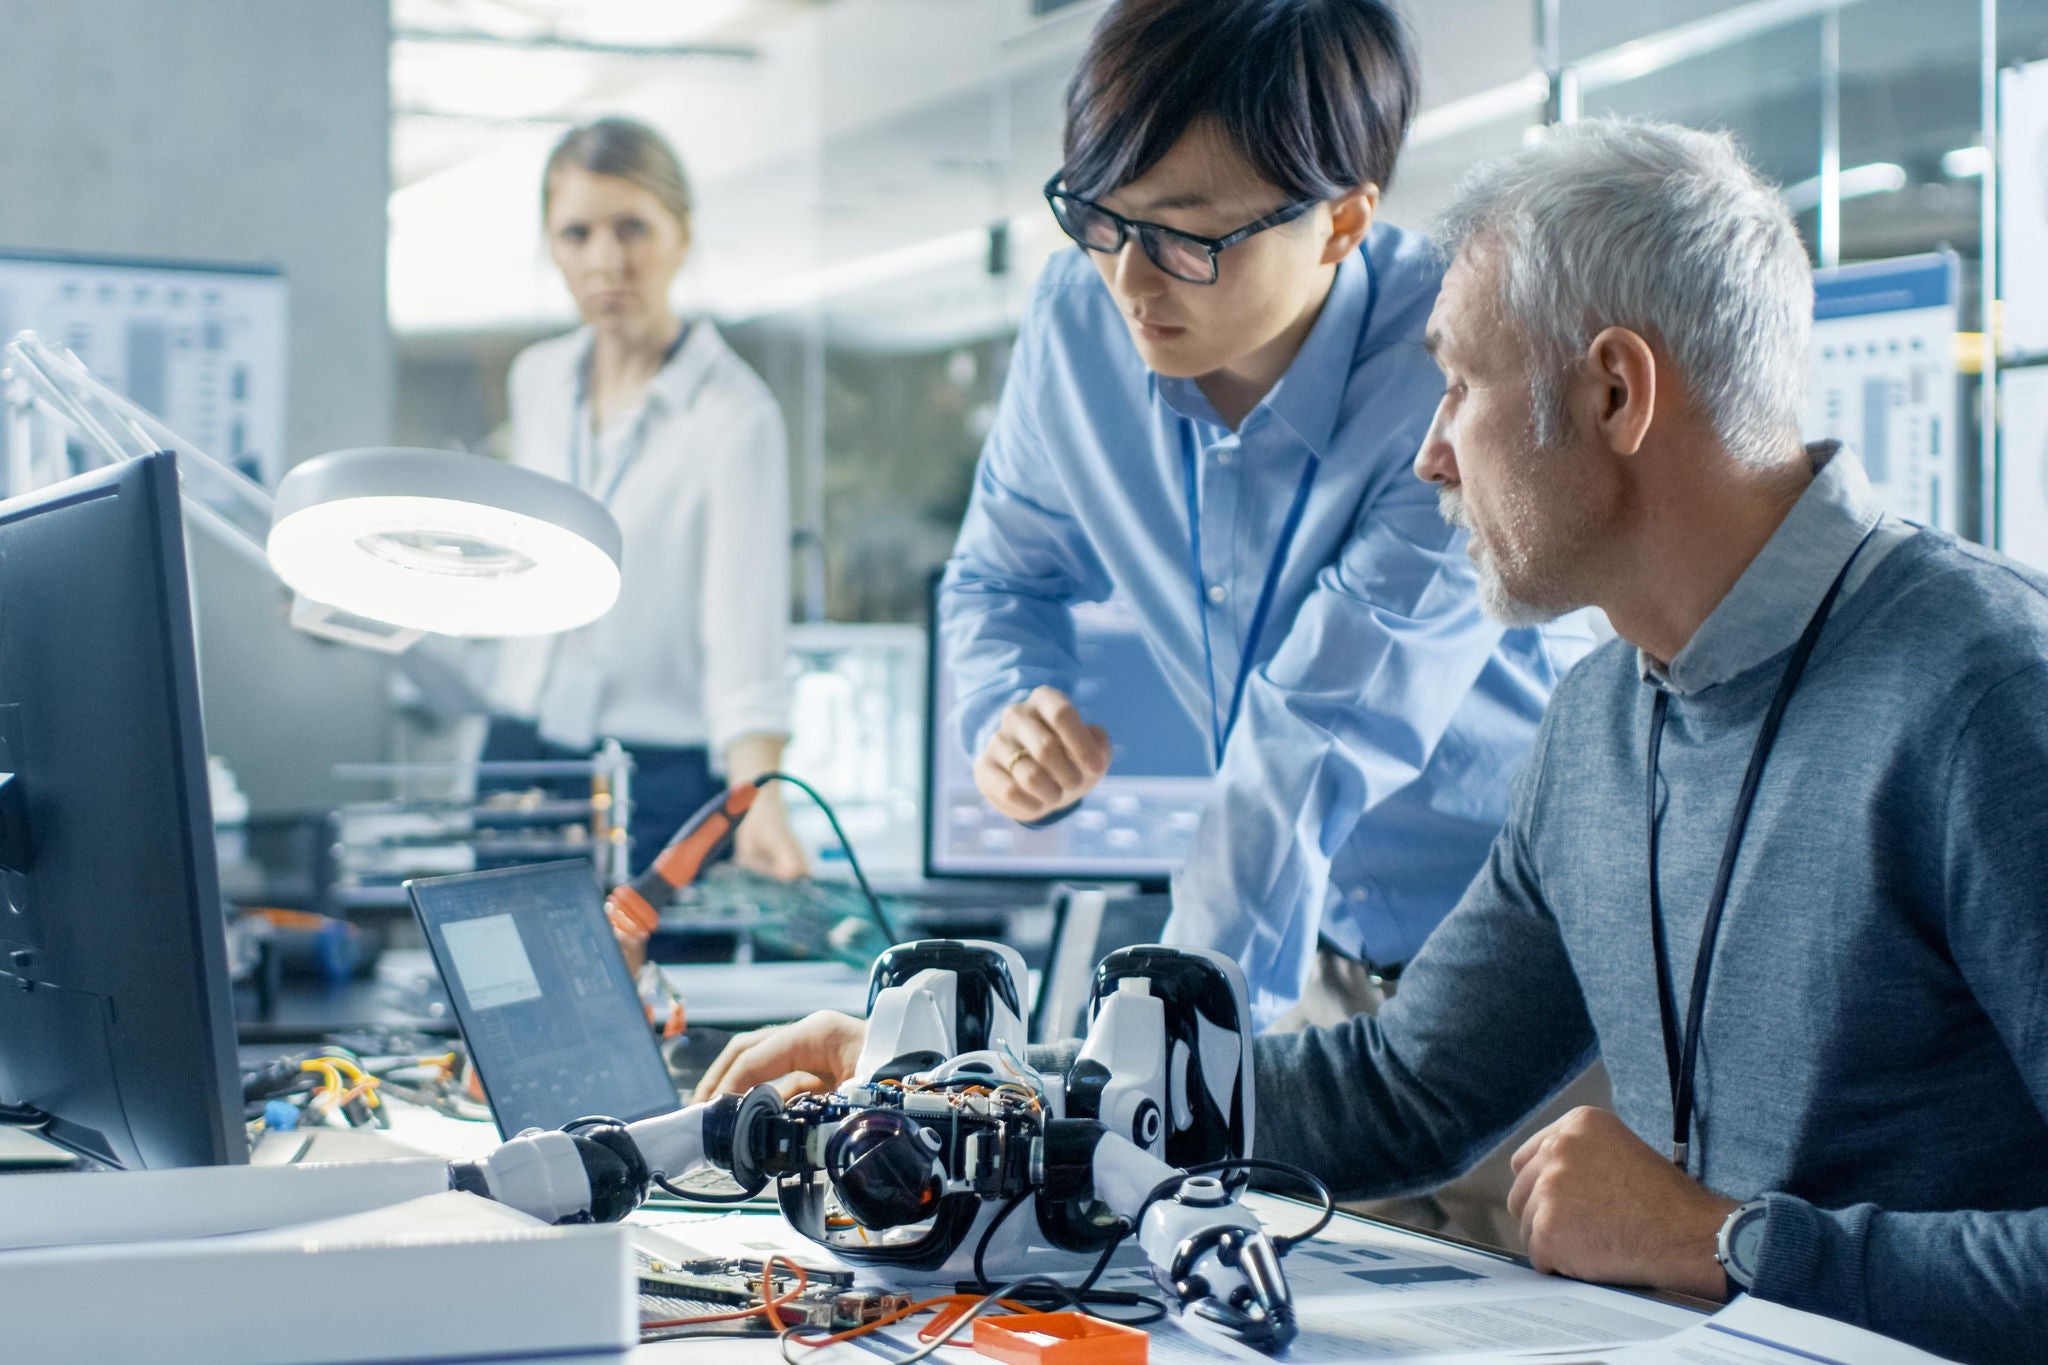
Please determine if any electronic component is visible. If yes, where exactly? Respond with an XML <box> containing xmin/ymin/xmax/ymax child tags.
<box><xmin>632</xmin><ymin>1251</ymin><xmax>904</xmax><ymax>1336</ymax></box>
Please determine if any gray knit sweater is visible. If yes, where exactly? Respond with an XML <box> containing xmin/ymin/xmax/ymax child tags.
<box><xmin>1252</xmin><ymin>452</ymin><xmax>2048</xmax><ymax>1364</ymax></box>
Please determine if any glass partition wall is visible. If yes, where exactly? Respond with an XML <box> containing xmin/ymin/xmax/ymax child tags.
<box><xmin>389</xmin><ymin>0</ymin><xmax>2048</xmax><ymax>625</ymax></box>
<box><xmin>730</xmin><ymin>0</ymin><xmax>2046</xmax><ymax>618</ymax></box>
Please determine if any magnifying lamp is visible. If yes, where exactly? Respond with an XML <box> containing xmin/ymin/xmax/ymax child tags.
<box><xmin>4</xmin><ymin>332</ymin><xmax>622</xmax><ymax>651</ymax></box>
<box><xmin>269</xmin><ymin>448</ymin><xmax>622</xmax><ymax>639</ymax></box>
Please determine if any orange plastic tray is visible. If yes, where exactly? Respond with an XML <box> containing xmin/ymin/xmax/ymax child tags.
<box><xmin>971</xmin><ymin>1312</ymin><xmax>1147</xmax><ymax>1365</ymax></box>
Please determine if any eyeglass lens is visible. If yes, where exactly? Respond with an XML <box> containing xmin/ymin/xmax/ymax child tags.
<box><xmin>1053</xmin><ymin>196</ymin><xmax>1215</xmax><ymax>284</ymax></box>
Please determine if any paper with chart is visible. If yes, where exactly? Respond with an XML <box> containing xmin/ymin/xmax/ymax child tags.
<box><xmin>1080</xmin><ymin>1203</ymin><xmax>1695</xmax><ymax>1363</ymax></box>
<box><xmin>1516</xmin><ymin>1293</ymin><xmax>1959</xmax><ymax>1364</ymax></box>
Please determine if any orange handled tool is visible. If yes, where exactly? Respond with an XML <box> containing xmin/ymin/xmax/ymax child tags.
<box><xmin>604</xmin><ymin>779</ymin><xmax>763</xmax><ymax>943</ymax></box>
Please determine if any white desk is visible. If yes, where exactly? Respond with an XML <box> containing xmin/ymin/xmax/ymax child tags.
<box><xmin>618</xmin><ymin>1194</ymin><xmax>1708</xmax><ymax>1365</ymax></box>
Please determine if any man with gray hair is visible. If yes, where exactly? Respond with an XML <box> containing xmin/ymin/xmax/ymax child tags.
<box><xmin>691</xmin><ymin>119</ymin><xmax>2046</xmax><ymax>1358</ymax></box>
<box><xmin>1276</xmin><ymin>118</ymin><xmax>2047</xmax><ymax>1357</ymax></box>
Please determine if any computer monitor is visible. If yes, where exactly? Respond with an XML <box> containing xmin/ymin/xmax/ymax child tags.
<box><xmin>924</xmin><ymin>581</ymin><xmax>1213</xmax><ymax>882</ymax></box>
<box><xmin>0</xmin><ymin>451</ymin><xmax>243</xmax><ymax>1168</ymax></box>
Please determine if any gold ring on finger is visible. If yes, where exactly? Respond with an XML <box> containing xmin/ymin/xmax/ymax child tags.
<box><xmin>1005</xmin><ymin>748</ymin><xmax>1032</xmax><ymax>777</ymax></box>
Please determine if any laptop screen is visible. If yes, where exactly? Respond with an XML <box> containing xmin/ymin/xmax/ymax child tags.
<box><xmin>408</xmin><ymin>861</ymin><xmax>678</xmax><ymax>1137</ymax></box>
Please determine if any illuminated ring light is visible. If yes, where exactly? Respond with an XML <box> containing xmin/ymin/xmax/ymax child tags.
<box><xmin>267</xmin><ymin>448</ymin><xmax>622</xmax><ymax>637</ymax></box>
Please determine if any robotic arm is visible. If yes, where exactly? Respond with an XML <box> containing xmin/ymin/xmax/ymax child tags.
<box><xmin>447</xmin><ymin>941</ymin><xmax>1300</xmax><ymax>1353</ymax></box>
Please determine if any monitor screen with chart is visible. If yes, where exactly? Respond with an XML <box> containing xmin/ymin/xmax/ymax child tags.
<box><xmin>924</xmin><ymin>590</ymin><xmax>1213</xmax><ymax>882</ymax></box>
<box><xmin>0</xmin><ymin>249</ymin><xmax>288</xmax><ymax>486</ymax></box>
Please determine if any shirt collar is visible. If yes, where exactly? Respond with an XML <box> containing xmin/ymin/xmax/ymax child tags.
<box><xmin>573</xmin><ymin>320</ymin><xmax>714</xmax><ymax>415</ymax></box>
<box><xmin>1154</xmin><ymin>248</ymin><xmax>1370</xmax><ymax>454</ymax></box>
<box><xmin>1641</xmin><ymin>441</ymin><xmax>1884</xmax><ymax>697</ymax></box>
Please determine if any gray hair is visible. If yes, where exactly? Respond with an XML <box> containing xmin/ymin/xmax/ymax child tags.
<box><xmin>1433</xmin><ymin>119</ymin><xmax>1812</xmax><ymax>468</ymax></box>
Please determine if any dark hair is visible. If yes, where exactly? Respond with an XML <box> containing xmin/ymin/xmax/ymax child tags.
<box><xmin>1061</xmin><ymin>0</ymin><xmax>1418</xmax><ymax>202</ymax></box>
<box><xmin>543</xmin><ymin>117</ymin><xmax>693</xmax><ymax>227</ymax></box>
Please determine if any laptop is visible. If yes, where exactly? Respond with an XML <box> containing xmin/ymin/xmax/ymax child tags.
<box><xmin>407</xmin><ymin>860</ymin><xmax>681</xmax><ymax>1138</ymax></box>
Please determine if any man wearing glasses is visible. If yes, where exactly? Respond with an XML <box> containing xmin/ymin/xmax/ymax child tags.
<box><xmin>938</xmin><ymin>0</ymin><xmax>1595</xmax><ymax>1240</ymax></box>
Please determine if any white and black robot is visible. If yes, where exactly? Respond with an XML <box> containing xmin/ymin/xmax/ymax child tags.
<box><xmin>448</xmin><ymin>940</ymin><xmax>1299</xmax><ymax>1353</ymax></box>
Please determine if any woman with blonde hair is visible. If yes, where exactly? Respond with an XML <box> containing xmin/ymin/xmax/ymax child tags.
<box><xmin>485</xmin><ymin>116</ymin><xmax>806</xmax><ymax>881</ymax></box>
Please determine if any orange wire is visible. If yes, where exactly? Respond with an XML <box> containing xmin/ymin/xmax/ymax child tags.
<box><xmin>763</xmin><ymin>1257</ymin><xmax>790</xmax><ymax>1332</ymax></box>
<box><xmin>338</xmin><ymin>1079</ymin><xmax>382</xmax><ymax>1110</ymax></box>
<box><xmin>642</xmin><ymin>1256</ymin><xmax>810</xmax><ymax>1330</ymax></box>
<box><xmin>783</xmin><ymin>1294</ymin><xmax>1031</xmax><ymax>1352</ymax></box>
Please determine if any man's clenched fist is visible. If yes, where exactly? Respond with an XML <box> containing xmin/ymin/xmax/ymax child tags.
<box><xmin>974</xmin><ymin>686</ymin><xmax>1112</xmax><ymax>822</ymax></box>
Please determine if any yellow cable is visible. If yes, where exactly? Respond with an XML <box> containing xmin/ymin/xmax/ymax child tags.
<box><xmin>300</xmin><ymin>1059</ymin><xmax>345</xmax><ymax>1094</ymax></box>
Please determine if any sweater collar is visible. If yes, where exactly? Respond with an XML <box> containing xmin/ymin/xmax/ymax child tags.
<box><xmin>1641</xmin><ymin>442</ymin><xmax>1885</xmax><ymax>697</ymax></box>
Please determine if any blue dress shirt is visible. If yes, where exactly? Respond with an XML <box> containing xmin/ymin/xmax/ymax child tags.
<box><xmin>940</xmin><ymin>226</ymin><xmax>1595</xmax><ymax>1027</ymax></box>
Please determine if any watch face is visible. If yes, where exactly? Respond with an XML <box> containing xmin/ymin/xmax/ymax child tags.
<box><xmin>1731</xmin><ymin>1206</ymin><xmax>1768</xmax><ymax>1276</ymax></box>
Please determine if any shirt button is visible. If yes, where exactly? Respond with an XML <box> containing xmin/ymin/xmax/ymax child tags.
<box><xmin>1215</xmin><ymin>449</ymin><xmax>1235</xmax><ymax>466</ymax></box>
<box><xmin>1348</xmin><ymin>887</ymin><xmax>1368</xmax><ymax>903</ymax></box>
<box><xmin>1207</xmin><ymin>584</ymin><xmax>1228</xmax><ymax>605</ymax></box>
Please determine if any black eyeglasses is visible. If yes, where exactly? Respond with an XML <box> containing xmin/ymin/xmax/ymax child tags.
<box><xmin>1042</xmin><ymin>173</ymin><xmax>1317</xmax><ymax>285</ymax></box>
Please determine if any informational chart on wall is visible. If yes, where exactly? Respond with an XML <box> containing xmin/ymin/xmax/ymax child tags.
<box><xmin>0</xmin><ymin>250</ymin><xmax>288</xmax><ymax>485</ymax></box>
<box><xmin>1998</xmin><ymin>367</ymin><xmax>2048</xmax><ymax>574</ymax></box>
<box><xmin>1803</xmin><ymin>251</ymin><xmax>1960</xmax><ymax>531</ymax></box>
<box><xmin>2002</xmin><ymin>58</ymin><xmax>2048</xmax><ymax>359</ymax></box>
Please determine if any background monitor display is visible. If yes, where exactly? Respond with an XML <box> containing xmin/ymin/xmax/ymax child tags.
<box><xmin>0</xmin><ymin>250</ymin><xmax>288</xmax><ymax>487</ymax></box>
<box><xmin>925</xmin><ymin>590</ymin><xmax>1213</xmax><ymax>882</ymax></box>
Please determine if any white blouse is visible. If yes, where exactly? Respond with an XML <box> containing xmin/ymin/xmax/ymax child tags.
<box><xmin>488</xmin><ymin>321</ymin><xmax>793</xmax><ymax>756</ymax></box>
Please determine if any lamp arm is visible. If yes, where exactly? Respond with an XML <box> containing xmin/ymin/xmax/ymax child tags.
<box><xmin>2</xmin><ymin>332</ymin><xmax>278</xmax><ymax>556</ymax></box>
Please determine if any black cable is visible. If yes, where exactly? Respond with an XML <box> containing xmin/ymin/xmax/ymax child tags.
<box><xmin>758</xmin><ymin>772</ymin><xmax>898</xmax><ymax>943</ymax></box>
<box><xmin>972</xmin><ymin>1191</ymin><xmax>1034</xmax><ymax>1289</ymax></box>
<box><xmin>961</xmin><ymin>1199</ymin><xmax>1164</xmax><ymax>1329</ymax></box>
<box><xmin>1077</xmin><ymin>1227</ymin><xmax>1126</xmax><ymax>1294</ymax></box>
<box><xmin>652</xmin><ymin>1173</ymin><xmax>762</xmax><ymax>1204</ymax></box>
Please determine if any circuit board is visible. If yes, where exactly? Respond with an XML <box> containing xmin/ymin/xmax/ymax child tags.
<box><xmin>635</xmin><ymin>1251</ymin><xmax>911</xmax><ymax>1340</ymax></box>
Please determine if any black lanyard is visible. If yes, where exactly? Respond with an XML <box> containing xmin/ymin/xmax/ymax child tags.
<box><xmin>1645</xmin><ymin>530</ymin><xmax>1871</xmax><ymax>1172</ymax></box>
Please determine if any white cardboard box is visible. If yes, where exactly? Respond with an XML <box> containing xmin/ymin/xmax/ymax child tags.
<box><xmin>0</xmin><ymin>1188</ymin><xmax>637</xmax><ymax>1362</ymax></box>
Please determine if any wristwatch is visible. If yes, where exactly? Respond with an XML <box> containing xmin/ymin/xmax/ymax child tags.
<box><xmin>1715</xmin><ymin>1197</ymin><xmax>1771</xmax><ymax>1291</ymax></box>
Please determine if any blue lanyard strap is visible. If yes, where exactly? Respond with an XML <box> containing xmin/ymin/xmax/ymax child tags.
<box><xmin>1181</xmin><ymin>418</ymin><xmax>1320</xmax><ymax>766</ymax></box>
<box><xmin>571</xmin><ymin>323</ymin><xmax>691</xmax><ymax>503</ymax></box>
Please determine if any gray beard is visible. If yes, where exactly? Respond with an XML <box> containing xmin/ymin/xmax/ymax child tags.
<box><xmin>1438</xmin><ymin>487</ymin><xmax>1565</xmax><ymax>627</ymax></box>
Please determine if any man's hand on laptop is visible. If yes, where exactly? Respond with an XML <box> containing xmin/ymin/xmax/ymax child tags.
<box><xmin>1508</xmin><ymin>1106</ymin><xmax>1737</xmax><ymax>1301</ymax></box>
<box><xmin>692</xmin><ymin>1011</ymin><xmax>867</xmax><ymax>1104</ymax></box>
